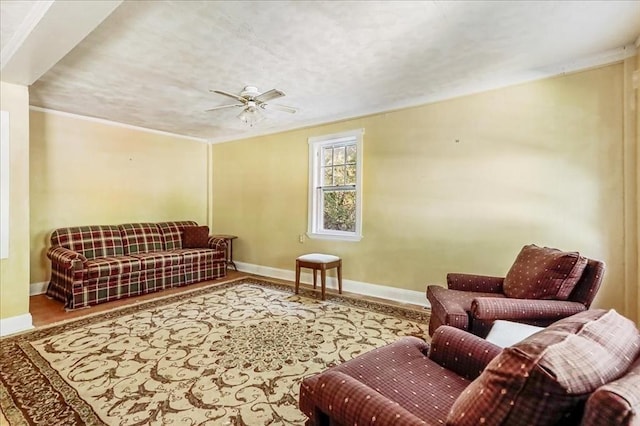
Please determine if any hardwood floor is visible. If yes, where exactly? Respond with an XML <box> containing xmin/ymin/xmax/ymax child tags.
<box><xmin>30</xmin><ymin>271</ymin><xmax>426</xmax><ymax>327</ymax></box>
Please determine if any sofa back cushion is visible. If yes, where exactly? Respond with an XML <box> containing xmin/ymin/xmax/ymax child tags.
<box><xmin>581</xmin><ymin>357</ymin><xmax>640</xmax><ymax>426</ymax></box>
<box><xmin>119</xmin><ymin>223</ymin><xmax>165</xmax><ymax>254</ymax></box>
<box><xmin>503</xmin><ymin>244</ymin><xmax>588</xmax><ymax>300</ymax></box>
<box><xmin>447</xmin><ymin>309</ymin><xmax>640</xmax><ymax>426</ymax></box>
<box><xmin>157</xmin><ymin>221</ymin><xmax>198</xmax><ymax>250</ymax></box>
<box><xmin>51</xmin><ymin>225</ymin><xmax>124</xmax><ymax>259</ymax></box>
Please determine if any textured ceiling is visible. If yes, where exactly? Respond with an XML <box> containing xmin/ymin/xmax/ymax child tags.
<box><xmin>4</xmin><ymin>1</ymin><xmax>640</xmax><ymax>143</ymax></box>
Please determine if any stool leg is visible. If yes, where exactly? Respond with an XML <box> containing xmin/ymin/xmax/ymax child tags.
<box><xmin>321</xmin><ymin>266</ymin><xmax>326</xmax><ymax>300</ymax></box>
<box><xmin>337</xmin><ymin>261</ymin><xmax>342</xmax><ymax>294</ymax></box>
<box><xmin>312</xmin><ymin>269</ymin><xmax>317</xmax><ymax>289</ymax></box>
<box><xmin>295</xmin><ymin>261</ymin><xmax>300</xmax><ymax>294</ymax></box>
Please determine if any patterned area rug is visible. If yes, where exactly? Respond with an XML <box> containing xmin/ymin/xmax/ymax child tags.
<box><xmin>0</xmin><ymin>278</ymin><xmax>429</xmax><ymax>425</ymax></box>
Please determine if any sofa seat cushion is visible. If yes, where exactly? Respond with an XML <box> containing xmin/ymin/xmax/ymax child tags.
<box><xmin>427</xmin><ymin>285</ymin><xmax>504</xmax><ymax>331</ymax></box>
<box><xmin>582</xmin><ymin>357</ymin><xmax>640</xmax><ymax>426</ymax></box>
<box><xmin>175</xmin><ymin>248</ymin><xmax>221</xmax><ymax>264</ymax></box>
<box><xmin>119</xmin><ymin>223</ymin><xmax>165</xmax><ymax>255</ymax></box>
<box><xmin>447</xmin><ymin>309</ymin><xmax>640</xmax><ymax>426</ymax></box>
<box><xmin>503</xmin><ymin>244</ymin><xmax>587</xmax><ymax>300</ymax></box>
<box><xmin>130</xmin><ymin>252</ymin><xmax>182</xmax><ymax>269</ymax></box>
<box><xmin>300</xmin><ymin>336</ymin><xmax>470</xmax><ymax>422</ymax></box>
<box><xmin>85</xmin><ymin>256</ymin><xmax>142</xmax><ymax>278</ymax></box>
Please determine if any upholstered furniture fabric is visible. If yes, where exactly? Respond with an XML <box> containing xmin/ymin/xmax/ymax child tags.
<box><xmin>447</xmin><ymin>309</ymin><xmax>640</xmax><ymax>426</ymax></box>
<box><xmin>300</xmin><ymin>328</ymin><xmax>499</xmax><ymax>425</ymax></box>
<box><xmin>582</xmin><ymin>358</ymin><xmax>640</xmax><ymax>426</ymax></box>
<box><xmin>300</xmin><ymin>310</ymin><xmax>640</xmax><ymax>426</ymax></box>
<box><xmin>426</xmin><ymin>246</ymin><xmax>604</xmax><ymax>337</ymax></box>
<box><xmin>503</xmin><ymin>244</ymin><xmax>587</xmax><ymax>300</ymax></box>
<box><xmin>46</xmin><ymin>221</ymin><xmax>227</xmax><ymax>309</ymax></box>
<box><xmin>182</xmin><ymin>225</ymin><xmax>210</xmax><ymax>248</ymax></box>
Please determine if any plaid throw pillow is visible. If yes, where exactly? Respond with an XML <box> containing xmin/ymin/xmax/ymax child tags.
<box><xmin>503</xmin><ymin>244</ymin><xmax>587</xmax><ymax>300</ymax></box>
<box><xmin>182</xmin><ymin>226</ymin><xmax>210</xmax><ymax>248</ymax></box>
<box><xmin>447</xmin><ymin>309</ymin><xmax>640</xmax><ymax>426</ymax></box>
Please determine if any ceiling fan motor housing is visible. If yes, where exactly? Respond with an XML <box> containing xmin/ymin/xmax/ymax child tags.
<box><xmin>241</xmin><ymin>86</ymin><xmax>260</xmax><ymax>99</ymax></box>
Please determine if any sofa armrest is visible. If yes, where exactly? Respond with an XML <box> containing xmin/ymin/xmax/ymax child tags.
<box><xmin>47</xmin><ymin>247</ymin><xmax>87</xmax><ymax>270</ymax></box>
<box><xmin>208</xmin><ymin>237</ymin><xmax>227</xmax><ymax>252</ymax></box>
<box><xmin>428</xmin><ymin>325</ymin><xmax>502</xmax><ymax>381</ymax></box>
<box><xmin>313</xmin><ymin>370</ymin><xmax>429</xmax><ymax>425</ymax></box>
<box><xmin>471</xmin><ymin>297</ymin><xmax>586</xmax><ymax>322</ymax></box>
<box><xmin>447</xmin><ymin>273</ymin><xmax>504</xmax><ymax>293</ymax></box>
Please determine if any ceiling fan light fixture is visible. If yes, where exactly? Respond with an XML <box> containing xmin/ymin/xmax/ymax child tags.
<box><xmin>237</xmin><ymin>104</ymin><xmax>264</xmax><ymax>127</ymax></box>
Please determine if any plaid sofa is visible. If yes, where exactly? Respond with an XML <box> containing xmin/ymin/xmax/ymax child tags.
<box><xmin>300</xmin><ymin>309</ymin><xmax>640</xmax><ymax>425</ymax></box>
<box><xmin>45</xmin><ymin>221</ymin><xmax>227</xmax><ymax>309</ymax></box>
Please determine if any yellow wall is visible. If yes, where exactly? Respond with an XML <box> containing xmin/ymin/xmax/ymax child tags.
<box><xmin>212</xmin><ymin>63</ymin><xmax>638</xmax><ymax>321</ymax></box>
<box><xmin>0</xmin><ymin>82</ymin><xmax>31</xmax><ymax>320</ymax></box>
<box><xmin>29</xmin><ymin>110</ymin><xmax>209</xmax><ymax>284</ymax></box>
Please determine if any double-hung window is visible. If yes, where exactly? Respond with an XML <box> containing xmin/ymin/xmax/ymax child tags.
<box><xmin>308</xmin><ymin>128</ymin><xmax>363</xmax><ymax>241</ymax></box>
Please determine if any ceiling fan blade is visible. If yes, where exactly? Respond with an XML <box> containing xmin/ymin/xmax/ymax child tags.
<box><xmin>255</xmin><ymin>89</ymin><xmax>285</xmax><ymax>103</ymax></box>
<box><xmin>205</xmin><ymin>103</ymin><xmax>244</xmax><ymax>112</ymax></box>
<box><xmin>262</xmin><ymin>103</ymin><xmax>297</xmax><ymax>114</ymax></box>
<box><xmin>211</xmin><ymin>90</ymin><xmax>247</xmax><ymax>103</ymax></box>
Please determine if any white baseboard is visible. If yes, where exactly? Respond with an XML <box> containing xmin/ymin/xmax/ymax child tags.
<box><xmin>235</xmin><ymin>261</ymin><xmax>430</xmax><ymax>308</ymax></box>
<box><xmin>0</xmin><ymin>313</ymin><xmax>34</xmax><ymax>337</ymax></box>
<box><xmin>30</xmin><ymin>281</ymin><xmax>48</xmax><ymax>296</ymax></box>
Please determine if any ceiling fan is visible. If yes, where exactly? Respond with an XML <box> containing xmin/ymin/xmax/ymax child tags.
<box><xmin>206</xmin><ymin>86</ymin><xmax>297</xmax><ymax>126</ymax></box>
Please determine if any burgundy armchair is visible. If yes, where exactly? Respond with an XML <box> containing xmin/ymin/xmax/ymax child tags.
<box><xmin>299</xmin><ymin>309</ymin><xmax>640</xmax><ymax>426</ymax></box>
<box><xmin>299</xmin><ymin>326</ymin><xmax>501</xmax><ymax>425</ymax></box>
<box><xmin>426</xmin><ymin>244</ymin><xmax>605</xmax><ymax>337</ymax></box>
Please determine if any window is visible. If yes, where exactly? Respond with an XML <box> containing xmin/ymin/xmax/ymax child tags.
<box><xmin>308</xmin><ymin>129</ymin><xmax>363</xmax><ymax>241</ymax></box>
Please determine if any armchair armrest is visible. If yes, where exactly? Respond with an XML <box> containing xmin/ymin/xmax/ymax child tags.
<box><xmin>46</xmin><ymin>247</ymin><xmax>87</xmax><ymax>270</ymax></box>
<box><xmin>428</xmin><ymin>325</ymin><xmax>502</xmax><ymax>381</ymax></box>
<box><xmin>314</xmin><ymin>371</ymin><xmax>428</xmax><ymax>426</ymax></box>
<box><xmin>471</xmin><ymin>297</ymin><xmax>586</xmax><ymax>322</ymax></box>
<box><xmin>447</xmin><ymin>273</ymin><xmax>504</xmax><ymax>293</ymax></box>
<box><xmin>207</xmin><ymin>237</ymin><xmax>227</xmax><ymax>252</ymax></box>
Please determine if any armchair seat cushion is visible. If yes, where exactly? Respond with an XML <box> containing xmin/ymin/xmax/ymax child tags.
<box><xmin>427</xmin><ymin>285</ymin><xmax>504</xmax><ymax>332</ymax></box>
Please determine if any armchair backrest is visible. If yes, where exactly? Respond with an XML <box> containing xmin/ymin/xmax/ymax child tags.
<box><xmin>567</xmin><ymin>258</ymin><xmax>605</xmax><ymax>307</ymax></box>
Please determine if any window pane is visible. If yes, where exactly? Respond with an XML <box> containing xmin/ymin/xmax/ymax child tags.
<box><xmin>346</xmin><ymin>145</ymin><xmax>357</xmax><ymax>163</ymax></box>
<box><xmin>323</xmin><ymin>167</ymin><xmax>333</xmax><ymax>186</ymax></box>
<box><xmin>323</xmin><ymin>147</ymin><xmax>333</xmax><ymax>166</ymax></box>
<box><xmin>333</xmin><ymin>146</ymin><xmax>345</xmax><ymax>165</ymax></box>
<box><xmin>346</xmin><ymin>165</ymin><xmax>356</xmax><ymax>185</ymax></box>
<box><xmin>323</xmin><ymin>190</ymin><xmax>356</xmax><ymax>232</ymax></box>
<box><xmin>333</xmin><ymin>165</ymin><xmax>345</xmax><ymax>186</ymax></box>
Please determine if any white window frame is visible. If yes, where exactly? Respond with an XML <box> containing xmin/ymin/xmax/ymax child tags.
<box><xmin>307</xmin><ymin>128</ymin><xmax>364</xmax><ymax>241</ymax></box>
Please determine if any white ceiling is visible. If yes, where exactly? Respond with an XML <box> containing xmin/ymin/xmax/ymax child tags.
<box><xmin>2</xmin><ymin>1</ymin><xmax>639</xmax><ymax>144</ymax></box>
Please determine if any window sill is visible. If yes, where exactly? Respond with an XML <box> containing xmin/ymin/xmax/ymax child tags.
<box><xmin>307</xmin><ymin>232</ymin><xmax>362</xmax><ymax>242</ymax></box>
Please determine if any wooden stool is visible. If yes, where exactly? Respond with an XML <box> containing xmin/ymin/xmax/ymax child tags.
<box><xmin>295</xmin><ymin>253</ymin><xmax>342</xmax><ymax>300</ymax></box>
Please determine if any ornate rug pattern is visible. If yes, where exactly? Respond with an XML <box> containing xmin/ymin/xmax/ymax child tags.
<box><xmin>0</xmin><ymin>278</ymin><xmax>429</xmax><ymax>425</ymax></box>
